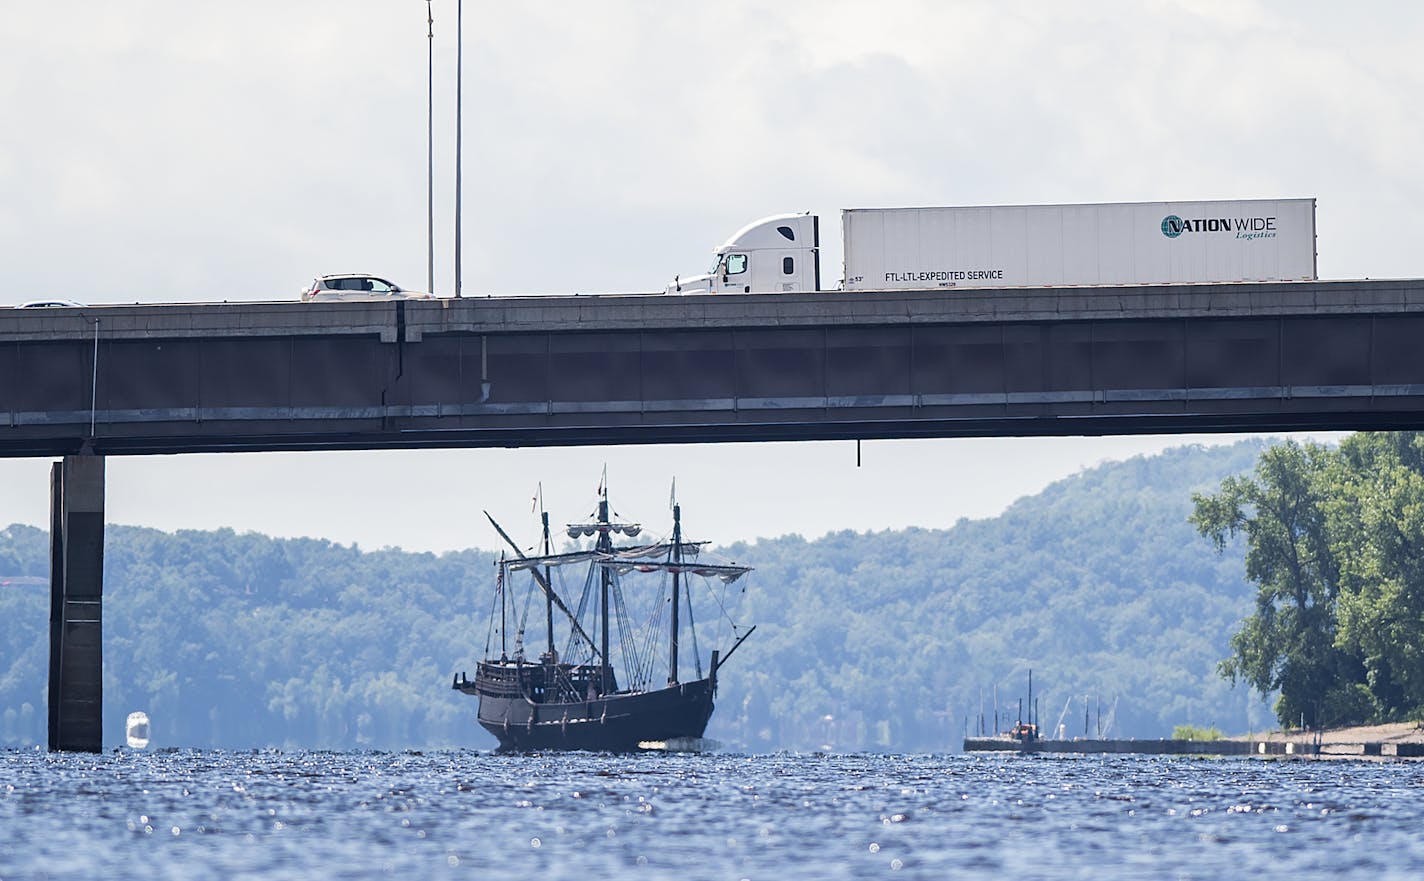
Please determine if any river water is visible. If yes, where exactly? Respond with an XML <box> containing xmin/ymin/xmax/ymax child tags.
<box><xmin>3</xmin><ymin>749</ymin><xmax>1422</xmax><ymax>880</ymax></box>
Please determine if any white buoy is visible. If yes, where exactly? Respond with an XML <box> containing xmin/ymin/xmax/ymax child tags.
<box><xmin>126</xmin><ymin>711</ymin><xmax>150</xmax><ymax>749</ymax></box>
<box><xmin>638</xmin><ymin>737</ymin><xmax>720</xmax><ymax>753</ymax></box>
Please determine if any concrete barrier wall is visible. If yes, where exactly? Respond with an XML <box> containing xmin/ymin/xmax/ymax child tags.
<box><xmin>964</xmin><ymin>737</ymin><xmax>1424</xmax><ymax>758</ymax></box>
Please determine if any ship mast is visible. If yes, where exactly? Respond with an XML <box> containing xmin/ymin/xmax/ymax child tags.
<box><xmin>541</xmin><ymin>510</ymin><xmax>554</xmax><ymax>660</ymax></box>
<box><xmin>669</xmin><ymin>503</ymin><xmax>682</xmax><ymax>685</ymax></box>
<box><xmin>597</xmin><ymin>489</ymin><xmax>612</xmax><ymax>693</ymax></box>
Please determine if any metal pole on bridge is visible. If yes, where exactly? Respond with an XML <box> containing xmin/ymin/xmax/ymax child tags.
<box><xmin>425</xmin><ymin>0</ymin><xmax>436</xmax><ymax>296</ymax></box>
<box><xmin>454</xmin><ymin>0</ymin><xmax>463</xmax><ymax>298</ymax></box>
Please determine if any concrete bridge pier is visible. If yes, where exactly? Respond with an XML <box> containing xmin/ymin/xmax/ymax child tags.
<box><xmin>47</xmin><ymin>455</ymin><xmax>105</xmax><ymax>752</ymax></box>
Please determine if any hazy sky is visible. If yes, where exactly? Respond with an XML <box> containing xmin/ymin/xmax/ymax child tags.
<box><xmin>0</xmin><ymin>1</ymin><xmax>1406</xmax><ymax>553</ymax></box>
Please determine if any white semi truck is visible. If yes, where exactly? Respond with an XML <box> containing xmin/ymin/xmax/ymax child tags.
<box><xmin>668</xmin><ymin>198</ymin><xmax>1317</xmax><ymax>295</ymax></box>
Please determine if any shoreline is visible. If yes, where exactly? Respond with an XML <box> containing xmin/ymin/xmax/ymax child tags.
<box><xmin>965</xmin><ymin>720</ymin><xmax>1424</xmax><ymax>759</ymax></box>
<box><xmin>1231</xmin><ymin>720</ymin><xmax>1424</xmax><ymax>745</ymax></box>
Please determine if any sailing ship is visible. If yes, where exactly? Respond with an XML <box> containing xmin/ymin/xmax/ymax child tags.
<box><xmin>452</xmin><ymin>483</ymin><xmax>755</xmax><ymax>751</ymax></box>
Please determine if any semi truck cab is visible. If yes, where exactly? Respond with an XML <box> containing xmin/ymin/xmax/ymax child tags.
<box><xmin>667</xmin><ymin>213</ymin><xmax>820</xmax><ymax>295</ymax></box>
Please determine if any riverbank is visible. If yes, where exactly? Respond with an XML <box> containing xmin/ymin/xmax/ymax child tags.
<box><xmin>1230</xmin><ymin>720</ymin><xmax>1424</xmax><ymax>758</ymax></box>
<box><xmin>1241</xmin><ymin>721</ymin><xmax>1424</xmax><ymax>745</ymax></box>
<box><xmin>964</xmin><ymin>721</ymin><xmax>1424</xmax><ymax>758</ymax></box>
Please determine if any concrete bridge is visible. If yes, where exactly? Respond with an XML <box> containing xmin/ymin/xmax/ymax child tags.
<box><xmin>13</xmin><ymin>277</ymin><xmax>1424</xmax><ymax>749</ymax></box>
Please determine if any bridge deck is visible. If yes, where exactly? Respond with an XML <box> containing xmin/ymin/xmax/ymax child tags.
<box><xmin>3</xmin><ymin>279</ymin><xmax>1423</xmax><ymax>456</ymax></box>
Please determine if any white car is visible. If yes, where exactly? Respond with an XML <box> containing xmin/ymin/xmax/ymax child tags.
<box><xmin>17</xmin><ymin>299</ymin><xmax>85</xmax><ymax>308</ymax></box>
<box><xmin>300</xmin><ymin>274</ymin><xmax>430</xmax><ymax>302</ymax></box>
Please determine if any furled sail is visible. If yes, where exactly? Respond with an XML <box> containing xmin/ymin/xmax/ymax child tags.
<box><xmin>598</xmin><ymin>560</ymin><xmax>751</xmax><ymax>583</ymax></box>
<box><xmin>504</xmin><ymin>541</ymin><xmax>706</xmax><ymax>572</ymax></box>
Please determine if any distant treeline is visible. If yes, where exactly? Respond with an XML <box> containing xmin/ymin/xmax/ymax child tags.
<box><xmin>1</xmin><ymin>440</ymin><xmax>1272</xmax><ymax>751</ymax></box>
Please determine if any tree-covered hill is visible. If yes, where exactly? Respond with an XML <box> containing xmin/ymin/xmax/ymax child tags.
<box><xmin>1</xmin><ymin>441</ymin><xmax>1266</xmax><ymax>751</ymax></box>
<box><xmin>717</xmin><ymin>440</ymin><xmax>1267</xmax><ymax>750</ymax></box>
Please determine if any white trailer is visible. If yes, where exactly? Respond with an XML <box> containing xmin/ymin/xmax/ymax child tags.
<box><xmin>668</xmin><ymin>199</ymin><xmax>1317</xmax><ymax>294</ymax></box>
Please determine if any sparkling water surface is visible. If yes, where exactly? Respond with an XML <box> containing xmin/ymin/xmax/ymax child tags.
<box><xmin>3</xmin><ymin>749</ymin><xmax>1423</xmax><ymax>880</ymax></box>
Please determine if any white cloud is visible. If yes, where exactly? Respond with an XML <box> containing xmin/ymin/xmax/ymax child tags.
<box><xmin>0</xmin><ymin>1</ymin><xmax>1416</xmax><ymax>547</ymax></box>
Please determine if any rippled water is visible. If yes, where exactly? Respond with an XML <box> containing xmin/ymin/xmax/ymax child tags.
<box><xmin>3</xmin><ymin>750</ymin><xmax>1424</xmax><ymax>880</ymax></box>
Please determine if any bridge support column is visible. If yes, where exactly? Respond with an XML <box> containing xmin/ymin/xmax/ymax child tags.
<box><xmin>47</xmin><ymin>455</ymin><xmax>105</xmax><ymax>752</ymax></box>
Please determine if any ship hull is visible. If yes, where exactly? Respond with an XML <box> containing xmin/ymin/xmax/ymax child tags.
<box><xmin>475</xmin><ymin>678</ymin><xmax>716</xmax><ymax>752</ymax></box>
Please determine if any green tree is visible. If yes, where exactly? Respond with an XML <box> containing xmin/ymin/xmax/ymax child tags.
<box><xmin>1190</xmin><ymin>440</ymin><xmax>1365</xmax><ymax>727</ymax></box>
<box><xmin>1327</xmin><ymin>432</ymin><xmax>1424</xmax><ymax>719</ymax></box>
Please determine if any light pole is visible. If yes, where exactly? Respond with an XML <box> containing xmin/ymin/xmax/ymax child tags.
<box><xmin>422</xmin><ymin>0</ymin><xmax>463</xmax><ymax>298</ymax></box>
<box><xmin>454</xmin><ymin>0</ymin><xmax>463</xmax><ymax>298</ymax></box>
<box><xmin>425</xmin><ymin>0</ymin><xmax>435</xmax><ymax>295</ymax></box>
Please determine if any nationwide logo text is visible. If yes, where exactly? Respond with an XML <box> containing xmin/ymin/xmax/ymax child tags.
<box><xmin>1161</xmin><ymin>214</ymin><xmax>1277</xmax><ymax>240</ymax></box>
